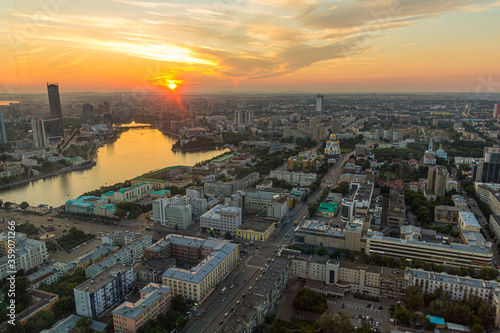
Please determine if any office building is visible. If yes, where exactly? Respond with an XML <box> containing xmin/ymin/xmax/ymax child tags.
<box><xmin>113</xmin><ymin>283</ymin><xmax>172</xmax><ymax>333</ymax></box>
<box><xmin>186</xmin><ymin>185</ymin><xmax>204</xmax><ymax>198</ymax></box>
<box><xmin>161</xmin><ymin>236</ymin><xmax>240</xmax><ymax>303</ymax></box>
<box><xmin>151</xmin><ymin>196</ymin><xmax>193</xmax><ymax>229</ymax></box>
<box><xmin>340</xmin><ymin>181</ymin><xmax>374</xmax><ymax>223</ymax></box>
<box><xmin>316</xmin><ymin>94</ymin><xmax>324</xmax><ymax>112</ymax></box>
<box><xmin>31</xmin><ymin>119</ymin><xmax>48</xmax><ymax>148</ymax></box>
<box><xmin>458</xmin><ymin>211</ymin><xmax>481</xmax><ymax>233</ymax></box>
<box><xmin>0</xmin><ymin>232</ymin><xmax>48</xmax><ymax>279</ymax></box>
<box><xmin>82</xmin><ymin>103</ymin><xmax>95</xmax><ymax>124</ymax></box>
<box><xmin>472</xmin><ymin>147</ymin><xmax>500</xmax><ymax>183</ymax></box>
<box><xmin>494</xmin><ymin>104</ymin><xmax>500</xmax><ymax>119</ymax></box>
<box><xmin>102</xmin><ymin>182</ymin><xmax>152</xmax><ymax>203</ymax></box>
<box><xmin>365</xmin><ymin>233</ymin><xmax>492</xmax><ymax>268</ymax></box>
<box><xmin>0</xmin><ymin>112</ymin><xmax>7</xmax><ymax>144</ymax></box>
<box><xmin>200</xmin><ymin>205</ymin><xmax>242</xmax><ymax>234</ymax></box>
<box><xmin>65</xmin><ymin>196</ymin><xmax>109</xmax><ymax>214</ymax></box>
<box><xmin>74</xmin><ymin>264</ymin><xmax>133</xmax><ymax>318</ymax></box>
<box><xmin>46</xmin><ymin>82</ymin><xmax>63</xmax><ymax>136</ymax></box>
<box><xmin>236</xmin><ymin>219</ymin><xmax>277</xmax><ymax>242</ymax></box>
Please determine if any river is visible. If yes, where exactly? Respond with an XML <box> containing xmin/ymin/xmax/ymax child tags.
<box><xmin>0</xmin><ymin>124</ymin><xmax>227</xmax><ymax>207</ymax></box>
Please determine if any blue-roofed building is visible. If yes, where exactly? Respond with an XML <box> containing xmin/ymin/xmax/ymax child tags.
<box><xmin>104</xmin><ymin>182</ymin><xmax>152</xmax><ymax>203</ymax></box>
<box><xmin>458</xmin><ymin>211</ymin><xmax>481</xmax><ymax>232</ymax></box>
<box><xmin>151</xmin><ymin>189</ymin><xmax>171</xmax><ymax>199</ymax></box>
<box><xmin>40</xmin><ymin>314</ymin><xmax>107</xmax><ymax>333</ymax></box>
<box><xmin>94</xmin><ymin>203</ymin><xmax>117</xmax><ymax>217</ymax></box>
<box><xmin>427</xmin><ymin>315</ymin><xmax>446</xmax><ymax>328</ymax></box>
<box><xmin>65</xmin><ymin>196</ymin><xmax>108</xmax><ymax>214</ymax></box>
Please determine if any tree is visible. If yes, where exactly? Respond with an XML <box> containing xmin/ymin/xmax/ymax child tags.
<box><xmin>171</xmin><ymin>295</ymin><xmax>187</xmax><ymax>315</ymax></box>
<box><xmin>317</xmin><ymin>246</ymin><xmax>329</xmax><ymax>257</ymax></box>
<box><xmin>293</xmin><ymin>288</ymin><xmax>327</xmax><ymax>314</ymax></box>
<box><xmin>317</xmin><ymin>312</ymin><xmax>354</xmax><ymax>333</ymax></box>
<box><xmin>471</xmin><ymin>323</ymin><xmax>485</xmax><ymax>333</ymax></box>
<box><xmin>19</xmin><ymin>201</ymin><xmax>29</xmax><ymax>210</ymax></box>
<box><xmin>224</xmin><ymin>231</ymin><xmax>232</xmax><ymax>240</ymax></box>
<box><xmin>175</xmin><ymin>224</ymin><xmax>179</xmax><ymax>231</ymax></box>
<box><xmin>114</xmin><ymin>208</ymin><xmax>127</xmax><ymax>218</ymax></box>
<box><xmin>2</xmin><ymin>276</ymin><xmax>31</xmax><ymax>312</ymax></box>
<box><xmin>4</xmin><ymin>201</ymin><xmax>12</xmax><ymax>209</ymax></box>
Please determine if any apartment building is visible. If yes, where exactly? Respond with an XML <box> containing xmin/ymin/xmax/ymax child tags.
<box><xmin>341</xmin><ymin>181</ymin><xmax>374</xmax><ymax>223</ymax></box>
<box><xmin>28</xmin><ymin>262</ymin><xmax>75</xmax><ymax>289</ymax></box>
<box><xmin>74</xmin><ymin>264</ymin><xmax>133</xmax><ymax>318</ymax></box>
<box><xmin>85</xmin><ymin>236</ymin><xmax>153</xmax><ymax>278</ymax></box>
<box><xmin>161</xmin><ymin>240</ymin><xmax>239</xmax><ymax>303</ymax></box>
<box><xmin>219</xmin><ymin>257</ymin><xmax>291</xmax><ymax>333</ymax></box>
<box><xmin>387</xmin><ymin>190</ymin><xmax>406</xmax><ymax>226</ymax></box>
<box><xmin>200</xmin><ymin>205</ymin><xmax>242</xmax><ymax>234</ymax></box>
<box><xmin>151</xmin><ymin>196</ymin><xmax>193</xmax><ymax>229</ymax></box>
<box><xmin>434</xmin><ymin>205</ymin><xmax>462</xmax><ymax>223</ymax></box>
<box><xmin>113</xmin><ymin>283</ymin><xmax>172</xmax><ymax>333</ymax></box>
<box><xmin>266</xmin><ymin>196</ymin><xmax>289</xmax><ymax>220</ymax></box>
<box><xmin>407</xmin><ymin>269</ymin><xmax>499</xmax><ymax>302</ymax></box>
<box><xmin>102</xmin><ymin>231</ymin><xmax>143</xmax><ymax>247</ymax></box>
<box><xmin>452</xmin><ymin>195</ymin><xmax>468</xmax><ymax>207</ymax></box>
<box><xmin>269</xmin><ymin>170</ymin><xmax>317</xmax><ymax>187</ymax></box>
<box><xmin>186</xmin><ymin>185</ymin><xmax>204</xmax><ymax>198</ymax></box>
<box><xmin>204</xmin><ymin>172</ymin><xmax>260</xmax><ymax>197</ymax></box>
<box><xmin>0</xmin><ymin>232</ymin><xmax>48</xmax><ymax>279</ymax></box>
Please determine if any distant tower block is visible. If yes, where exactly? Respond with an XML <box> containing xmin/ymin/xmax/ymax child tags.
<box><xmin>316</xmin><ymin>94</ymin><xmax>324</xmax><ymax>112</ymax></box>
<box><xmin>46</xmin><ymin>82</ymin><xmax>63</xmax><ymax>136</ymax></box>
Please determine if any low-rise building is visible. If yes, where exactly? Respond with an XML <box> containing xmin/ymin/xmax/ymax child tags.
<box><xmin>151</xmin><ymin>196</ymin><xmax>193</xmax><ymax>229</ymax></box>
<box><xmin>133</xmin><ymin>258</ymin><xmax>176</xmax><ymax>285</ymax></box>
<box><xmin>40</xmin><ymin>315</ymin><xmax>107</xmax><ymax>333</ymax></box>
<box><xmin>236</xmin><ymin>219</ymin><xmax>277</xmax><ymax>242</ymax></box>
<box><xmin>434</xmin><ymin>205</ymin><xmax>462</xmax><ymax>223</ymax></box>
<box><xmin>65</xmin><ymin>196</ymin><xmax>108</xmax><ymax>214</ymax></box>
<box><xmin>102</xmin><ymin>182</ymin><xmax>152</xmax><ymax>203</ymax></box>
<box><xmin>458</xmin><ymin>211</ymin><xmax>481</xmax><ymax>232</ymax></box>
<box><xmin>452</xmin><ymin>195</ymin><xmax>468</xmax><ymax>207</ymax></box>
<box><xmin>269</xmin><ymin>170</ymin><xmax>317</xmax><ymax>187</ymax></box>
<box><xmin>74</xmin><ymin>264</ymin><xmax>133</xmax><ymax>318</ymax></box>
<box><xmin>113</xmin><ymin>283</ymin><xmax>173</xmax><ymax>333</ymax></box>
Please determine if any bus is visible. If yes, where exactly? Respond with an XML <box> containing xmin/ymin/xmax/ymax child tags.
<box><xmin>196</xmin><ymin>308</ymin><xmax>206</xmax><ymax>319</ymax></box>
<box><xmin>47</xmin><ymin>218</ymin><xmax>53</xmax><ymax>221</ymax></box>
<box><xmin>145</xmin><ymin>227</ymin><xmax>151</xmax><ymax>231</ymax></box>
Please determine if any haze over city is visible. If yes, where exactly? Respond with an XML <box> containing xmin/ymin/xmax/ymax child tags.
<box><xmin>2</xmin><ymin>0</ymin><xmax>500</xmax><ymax>94</ymax></box>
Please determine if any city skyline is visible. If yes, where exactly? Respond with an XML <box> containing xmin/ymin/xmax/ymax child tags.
<box><xmin>2</xmin><ymin>0</ymin><xmax>500</xmax><ymax>95</ymax></box>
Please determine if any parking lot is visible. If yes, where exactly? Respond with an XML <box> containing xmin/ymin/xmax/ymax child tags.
<box><xmin>328</xmin><ymin>296</ymin><xmax>395</xmax><ymax>332</ymax></box>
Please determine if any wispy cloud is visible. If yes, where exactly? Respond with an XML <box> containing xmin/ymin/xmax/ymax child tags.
<box><xmin>401</xmin><ymin>42</ymin><xmax>418</xmax><ymax>47</ymax></box>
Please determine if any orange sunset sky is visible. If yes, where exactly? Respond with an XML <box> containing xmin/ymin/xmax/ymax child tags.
<box><xmin>1</xmin><ymin>0</ymin><xmax>500</xmax><ymax>94</ymax></box>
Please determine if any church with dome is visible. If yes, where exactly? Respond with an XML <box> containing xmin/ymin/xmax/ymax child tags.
<box><xmin>325</xmin><ymin>133</ymin><xmax>341</xmax><ymax>156</ymax></box>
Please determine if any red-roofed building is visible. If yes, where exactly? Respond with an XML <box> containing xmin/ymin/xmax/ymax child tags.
<box><xmin>186</xmin><ymin>127</ymin><xmax>207</xmax><ymax>136</ymax></box>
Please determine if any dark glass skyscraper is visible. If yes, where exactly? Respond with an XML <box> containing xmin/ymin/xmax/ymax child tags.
<box><xmin>46</xmin><ymin>82</ymin><xmax>63</xmax><ymax>136</ymax></box>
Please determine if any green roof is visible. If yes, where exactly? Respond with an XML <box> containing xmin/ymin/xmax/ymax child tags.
<box><xmin>317</xmin><ymin>202</ymin><xmax>339</xmax><ymax>213</ymax></box>
<box><xmin>211</xmin><ymin>152</ymin><xmax>238</xmax><ymax>163</ymax></box>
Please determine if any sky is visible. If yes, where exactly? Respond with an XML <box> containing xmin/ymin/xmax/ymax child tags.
<box><xmin>1</xmin><ymin>0</ymin><xmax>500</xmax><ymax>94</ymax></box>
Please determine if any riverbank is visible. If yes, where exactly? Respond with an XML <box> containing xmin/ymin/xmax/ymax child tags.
<box><xmin>0</xmin><ymin>161</ymin><xmax>97</xmax><ymax>190</ymax></box>
<box><xmin>159</xmin><ymin>129</ymin><xmax>182</xmax><ymax>139</ymax></box>
<box><xmin>171</xmin><ymin>146</ymin><xmax>219</xmax><ymax>152</ymax></box>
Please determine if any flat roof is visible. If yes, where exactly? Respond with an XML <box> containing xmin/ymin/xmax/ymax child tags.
<box><xmin>76</xmin><ymin>263</ymin><xmax>132</xmax><ymax>293</ymax></box>
<box><xmin>112</xmin><ymin>284</ymin><xmax>171</xmax><ymax>319</ymax></box>
<box><xmin>408</xmin><ymin>269</ymin><xmax>499</xmax><ymax>290</ymax></box>
<box><xmin>459</xmin><ymin>211</ymin><xmax>481</xmax><ymax>229</ymax></box>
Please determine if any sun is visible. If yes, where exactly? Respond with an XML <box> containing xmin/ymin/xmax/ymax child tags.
<box><xmin>168</xmin><ymin>82</ymin><xmax>177</xmax><ymax>90</ymax></box>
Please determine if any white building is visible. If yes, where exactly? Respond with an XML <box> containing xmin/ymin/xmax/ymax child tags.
<box><xmin>0</xmin><ymin>232</ymin><xmax>48</xmax><ymax>279</ymax></box>
<box><xmin>407</xmin><ymin>269</ymin><xmax>499</xmax><ymax>302</ymax></box>
<box><xmin>325</xmin><ymin>134</ymin><xmax>341</xmax><ymax>156</ymax></box>
<box><xmin>74</xmin><ymin>264</ymin><xmax>133</xmax><ymax>318</ymax></box>
<box><xmin>267</xmin><ymin>196</ymin><xmax>289</xmax><ymax>220</ymax></box>
<box><xmin>152</xmin><ymin>196</ymin><xmax>193</xmax><ymax>229</ymax></box>
<box><xmin>200</xmin><ymin>205</ymin><xmax>242</xmax><ymax>234</ymax></box>
<box><xmin>269</xmin><ymin>170</ymin><xmax>317</xmax><ymax>187</ymax></box>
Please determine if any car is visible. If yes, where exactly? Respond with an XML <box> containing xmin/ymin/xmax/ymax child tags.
<box><xmin>341</xmin><ymin>303</ymin><xmax>345</xmax><ymax>308</ymax></box>
<box><xmin>366</xmin><ymin>304</ymin><xmax>370</xmax><ymax>308</ymax></box>
<box><xmin>230</xmin><ymin>307</ymin><xmax>235</xmax><ymax>312</ymax></box>
<box><xmin>376</xmin><ymin>321</ymin><xmax>379</xmax><ymax>327</ymax></box>
<box><xmin>236</xmin><ymin>300</ymin><xmax>241</xmax><ymax>305</ymax></box>
<box><xmin>373</xmin><ymin>329</ymin><xmax>381</xmax><ymax>333</ymax></box>
<box><xmin>219</xmin><ymin>321</ymin><xmax>223</xmax><ymax>325</ymax></box>
<box><xmin>255</xmin><ymin>278</ymin><xmax>259</xmax><ymax>282</ymax></box>
<box><xmin>65</xmin><ymin>219</ymin><xmax>68</xmax><ymax>221</ymax></box>
<box><xmin>221</xmin><ymin>298</ymin><xmax>226</xmax><ymax>302</ymax></box>
<box><xmin>358</xmin><ymin>319</ymin><xmax>362</xmax><ymax>324</ymax></box>
<box><xmin>359</xmin><ymin>314</ymin><xmax>363</xmax><ymax>319</ymax></box>
<box><xmin>242</xmin><ymin>294</ymin><xmax>246</xmax><ymax>298</ymax></box>
<box><xmin>224</xmin><ymin>313</ymin><xmax>228</xmax><ymax>317</ymax></box>
<box><xmin>379</xmin><ymin>306</ymin><xmax>383</xmax><ymax>310</ymax></box>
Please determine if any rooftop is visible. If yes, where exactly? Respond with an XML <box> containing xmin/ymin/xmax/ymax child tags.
<box><xmin>408</xmin><ymin>269</ymin><xmax>499</xmax><ymax>290</ymax></box>
<box><xmin>76</xmin><ymin>263</ymin><xmax>132</xmax><ymax>293</ymax></box>
<box><xmin>112</xmin><ymin>283</ymin><xmax>172</xmax><ymax>320</ymax></box>
<box><xmin>459</xmin><ymin>211</ymin><xmax>481</xmax><ymax>229</ymax></box>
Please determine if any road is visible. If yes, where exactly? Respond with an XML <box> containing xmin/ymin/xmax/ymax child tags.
<box><xmin>186</xmin><ymin>150</ymin><xmax>356</xmax><ymax>332</ymax></box>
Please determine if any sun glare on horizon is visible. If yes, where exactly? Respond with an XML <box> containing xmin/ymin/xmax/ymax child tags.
<box><xmin>168</xmin><ymin>82</ymin><xmax>177</xmax><ymax>90</ymax></box>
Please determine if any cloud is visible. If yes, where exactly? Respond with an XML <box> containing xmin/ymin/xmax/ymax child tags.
<box><xmin>401</xmin><ymin>42</ymin><xmax>418</xmax><ymax>47</ymax></box>
<box><xmin>2</xmin><ymin>0</ymin><xmax>498</xmax><ymax>89</ymax></box>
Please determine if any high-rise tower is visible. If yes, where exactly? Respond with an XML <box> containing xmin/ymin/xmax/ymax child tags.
<box><xmin>46</xmin><ymin>82</ymin><xmax>63</xmax><ymax>136</ymax></box>
<box><xmin>316</xmin><ymin>94</ymin><xmax>324</xmax><ymax>112</ymax></box>
<box><xmin>0</xmin><ymin>113</ymin><xmax>7</xmax><ymax>144</ymax></box>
